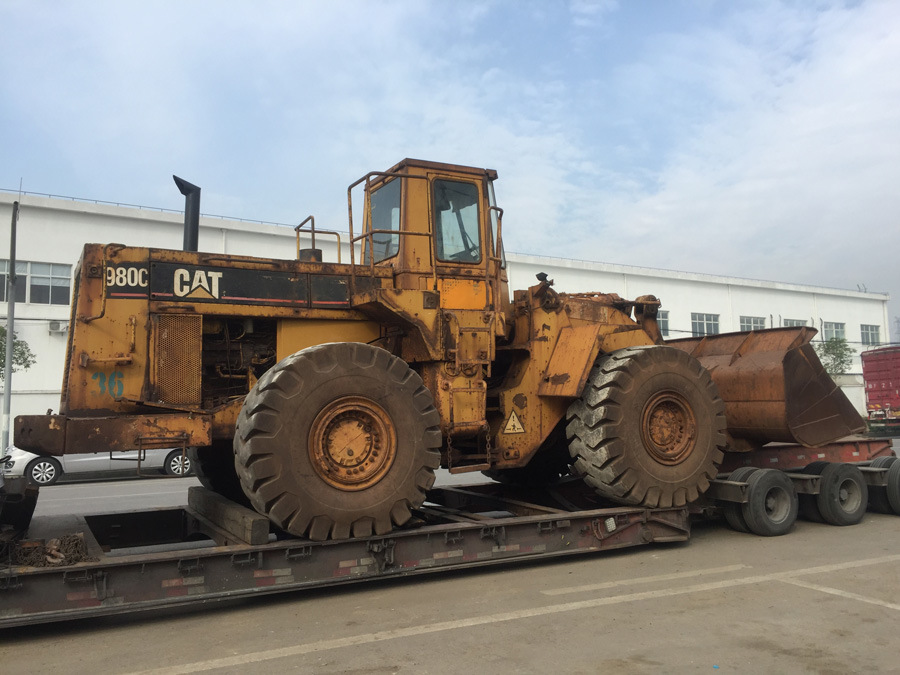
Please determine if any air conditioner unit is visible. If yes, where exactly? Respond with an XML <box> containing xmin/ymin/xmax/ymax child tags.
<box><xmin>48</xmin><ymin>320</ymin><xmax>68</xmax><ymax>333</ymax></box>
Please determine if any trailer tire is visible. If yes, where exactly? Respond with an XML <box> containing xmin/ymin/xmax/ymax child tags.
<box><xmin>883</xmin><ymin>459</ymin><xmax>900</xmax><ymax>515</ymax></box>
<box><xmin>816</xmin><ymin>463</ymin><xmax>867</xmax><ymax>526</ymax></box>
<box><xmin>722</xmin><ymin>467</ymin><xmax>759</xmax><ymax>533</ymax></box>
<box><xmin>741</xmin><ymin>468</ymin><xmax>798</xmax><ymax>536</ymax></box>
<box><xmin>189</xmin><ymin>442</ymin><xmax>250</xmax><ymax>506</ymax></box>
<box><xmin>868</xmin><ymin>456</ymin><xmax>897</xmax><ymax>514</ymax></box>
<box><xmin>798</xmin><ymin>461</ymin><xmax>829</xmax><ymax>523</ymax></box>
<box><xmin>234</xmin><ymin>343</ymin><xmax>441</xmax><ymax>541</ymax></box>
<box><xmin>567</xmin><ymin>346</ymin><xmax>726</xmax><ymax>508</ymax></box>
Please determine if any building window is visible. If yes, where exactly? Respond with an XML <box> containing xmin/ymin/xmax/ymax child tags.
<box><xmin>783</xmin><ymin>318</ymin><xmax>807</xmax><ymax>327</ymax></box>
<box><xmin>691</xmin><ymin>313</ymin><xmax>719</xmax><ymax>337</ymax></box>
<box><xmin>740</xmin><ymin>316</ymin><xmax>766</xmax><ymax>331</ymax></box>
<box><xmin>657</xmin><ymin>310</ymin><xmax>669</xmax><ymax>337</ymax></box>
<box><xmin>0</xmin><ymin>261</ymin><xmax>27</xmax><ymax>303</ymax></box>
<box><xmin>0</xmin><ymin>260</ymin><xmax>71</xmax><ymax>305</ymax></box>
<box><xmin>823</xmin><ymin>322</ymin><xmax>845</xmax><ymax>340</ymax></box>
<box><xmin>861</xmin><ymin>324</ymin><xmax>881</xmax><ymax>346</ymax></box>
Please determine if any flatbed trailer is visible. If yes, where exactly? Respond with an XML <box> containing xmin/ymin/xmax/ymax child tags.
<box><xmin>1</xmin><ymin>437</ymin><xmax>897</xmax><ymax>629</ymax></box>
<box><xmin>0</xmin><ymin>480</ymin><xmax>691</xmax><ymax>628</ymax></box>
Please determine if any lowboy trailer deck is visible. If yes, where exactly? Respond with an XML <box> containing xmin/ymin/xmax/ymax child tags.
<box><xmin>1</xmin><ymin>480</ymin><xmax>691</xmax><ymax>628</ymax></box>
<box><xmin>1</xmin><ymin>437</ymin><xmax>897</xmax><ymax>629</ymax></box>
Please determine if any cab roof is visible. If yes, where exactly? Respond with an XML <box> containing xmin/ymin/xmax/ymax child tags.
<box><xmin>387</xmin><ymin>158</ymin><xmax>498</xmax><ymax>180</ymax></box>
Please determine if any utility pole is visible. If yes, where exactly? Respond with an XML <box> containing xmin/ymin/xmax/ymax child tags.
<box><xmin>2</xmin><ymin>201</ymin><xmax>19</xmax><ymax>463</ymax></box>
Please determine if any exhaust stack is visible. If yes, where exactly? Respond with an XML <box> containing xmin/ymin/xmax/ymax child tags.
<box><xmin>173</xmin><ymin>176</ymin><xmax>201</xmax><ymax>252</ymax></box>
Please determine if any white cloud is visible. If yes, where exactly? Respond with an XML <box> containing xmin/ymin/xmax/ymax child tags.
<box><xmin>1</xmin><ymin>0</ymin><xmax>897</xmax><ymax>329</ymax></box>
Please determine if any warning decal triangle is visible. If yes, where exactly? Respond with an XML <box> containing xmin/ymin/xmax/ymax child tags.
<box><xmin>503</xmin><ymin>410</ymin><xmax>526</xmax><ymax>434</ymax></box>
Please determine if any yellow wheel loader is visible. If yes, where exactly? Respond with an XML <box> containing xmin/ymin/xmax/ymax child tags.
<box><xmin>14</xmin><ymin>159</ymin><xmax>864</xmax><ymax>540</ymax></box>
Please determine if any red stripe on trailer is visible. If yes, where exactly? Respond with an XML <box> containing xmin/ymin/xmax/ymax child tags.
<box><xmin>720</xmin><ymin>437</ymin><xmax>894</xmax><ymax>473</ymax></box>
<box><xmin>66</xmin><ymin>591</ymin><xmax>96</xmax><ymax>602</ymax></box>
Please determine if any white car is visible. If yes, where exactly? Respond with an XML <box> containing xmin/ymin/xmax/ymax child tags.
<box><xmin>1</xmin><ymin>446</ymin><xmax>193</xmax><ymax>485</ymax></box>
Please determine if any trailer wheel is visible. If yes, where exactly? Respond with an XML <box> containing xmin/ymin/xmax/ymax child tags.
<box><xmin>885</xmin><ymin>460</ymin><xmax>900</xmax><ymax>515</ymax></box>
<box><xmin>798</xmin><ymin>461</ymin><xmax>829</xmax><ymax>523</ymax></box>
<box><xmin>816</xmin><ymin>463</ymin><xmax>867</xmax><ymax>526</ymax></box>
<box><xmin>234</xmin><ymin>343</ymin><xmax>441</xmax><ymax>541</ymax></box>
<box><xmin>741</xmin><ymin>468</ymin><xmax>798</xmax><ymax>536</ymax></box>
<box><xmin>567</xmin><ymin>346</ymin><xmax>726</xmax><ymax>508</ymax></box>
<box><xmin>189</xmin><ymin>442</ymin><xmax>249</xmax><ymax>506</ymax></box>
<box><xmin>868</xmin><ymin>456</ymin><xmax>897</xmax><ymax>514</ymax></box>
<box><xmin>722</xmin><ymin>467</ymin><xmax>759</xmax><ymax>533</ymax></box>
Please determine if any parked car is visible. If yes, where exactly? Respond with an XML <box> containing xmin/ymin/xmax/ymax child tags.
<box><xmin>1</xmin><ymin>446</ymin><xmax>193</xmax><ymax>485</ymax></box>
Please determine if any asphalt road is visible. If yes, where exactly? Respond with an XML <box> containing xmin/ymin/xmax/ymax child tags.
<box><xmin>3</xmin><ymin>463</ymin><xmax>900</xmax><ymax>674</ymax></box>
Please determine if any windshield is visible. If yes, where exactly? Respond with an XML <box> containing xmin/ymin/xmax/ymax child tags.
<box><xmin>434</xmin><ymin>180</ymin><xmax>481</xmax><ymax>264</ymax></box>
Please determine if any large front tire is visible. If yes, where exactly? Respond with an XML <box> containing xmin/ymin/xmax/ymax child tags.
<box><xmin>234</xmin><ymin>343</ymin><xmax>441</xmax><ymax>541</ymax></box>
<box><xmin>567</xmin><ymin>346</ymin><xmax>727</xmax><ymax>508</ymax></box>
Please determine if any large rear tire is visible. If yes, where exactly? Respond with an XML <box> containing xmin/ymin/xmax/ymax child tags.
<box><xmin>234</xmin><ymin>343</ymin><xmax>441</xmax><ymax>541</ymax></box>
<box><xmin>567</xmin><ymin>346</ymin><xmax>727</xmax><ymax>508</ymax></box>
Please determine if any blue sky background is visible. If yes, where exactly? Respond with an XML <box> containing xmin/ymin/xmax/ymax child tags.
<box><xmin>2</xmin><ymin>1</ymin><xmax>898</xmax><ymax>336</ymax></box>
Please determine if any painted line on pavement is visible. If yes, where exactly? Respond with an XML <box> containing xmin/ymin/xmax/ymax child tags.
<box><xmin>541</xmin><ymin>563</ymin><xmax>750</xmax><ymax>595</ymax></box>
<box><xmin>778</xmin><ymin>577</ymin><xmax>900</xmax><ymax>611</ymax></box>
<box><xmin>130</xmin><ymin>553</ymin><xmax>900</xmax><ymax>675</ymax></box>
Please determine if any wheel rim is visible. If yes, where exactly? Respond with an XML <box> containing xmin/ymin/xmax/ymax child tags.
<box><xmin>32</xmin><ymin>462</ymin><xmax>56</xmax><ymax>484</ymax></box>
<box><xmin>640</xmin><ymin>391</ymin><xmax>697</xmax><ymax>465</ymax></box>
<box><xmin>308</xmin><ymin>396</ymin><xmax>397</xmax><ymax>491</ymax></box>
<box><xmin>764</xmin><ymin>486</ymin><xmax>792</xmax><ymax>523</ymax></box>
<box><xmin>837</xmin><ymin>477</ymin><xmax>862</xmax><ymax>513</ymax></box>
<box><xmin>169</xmin><ymin>454</ymin><xmax>190</xmax><ymax>475</ymax></box>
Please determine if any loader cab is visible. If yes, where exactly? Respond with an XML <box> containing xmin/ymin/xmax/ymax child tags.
<box><xmin>357</xmin><ymin>159</ymin><xmax>508</xmax><ymax>311</ymax></box>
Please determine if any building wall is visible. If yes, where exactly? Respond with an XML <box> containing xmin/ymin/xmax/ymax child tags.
<box><xmin>0</xmin><ymin>191</ymin><xmax>891</xmax><ymax>425</ymax></box>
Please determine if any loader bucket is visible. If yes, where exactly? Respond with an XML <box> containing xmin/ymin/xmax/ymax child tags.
<box><xmin>667</xmin><ymin>327</ymin><xmax>865</xmax><ymax>448</ymax></box>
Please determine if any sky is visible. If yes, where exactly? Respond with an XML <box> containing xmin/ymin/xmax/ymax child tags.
<box><xmin>1</xmin><ymin>0</ymin><xmax>898</xmax><ymax>338</ymax></box>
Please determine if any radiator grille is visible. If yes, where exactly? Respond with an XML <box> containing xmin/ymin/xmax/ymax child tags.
<box><xmin>156</xmin><ymin>315</ymin><xmax>202</xmax><ymax>405</ymax></box>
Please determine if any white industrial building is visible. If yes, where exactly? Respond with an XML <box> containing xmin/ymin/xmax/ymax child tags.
<box><xmin>0</xmin><ymin>190</ymin><xmax>891</xmax><ymax>424</ymax></box>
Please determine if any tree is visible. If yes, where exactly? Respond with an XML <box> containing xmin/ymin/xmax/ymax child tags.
<box><xmin>0</xmin><ymin>325</ymin><xmax>37</xmax><ymax>381</ymax></box>
<box><xmin>814</xmin><ymin>337</ymin><xmax>856</xmax><ymax>376</ymax></box>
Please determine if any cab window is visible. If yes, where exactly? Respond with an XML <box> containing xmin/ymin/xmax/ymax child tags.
<box><xmin>487</xmin><ymin>180</ymin><xmax>506</xmax><ymax>269</ymax></box>
<box><xmin>369</xmin><ymin>178</ymin><xmax>401</xmax><ymax>263</ymax></box>
<box><xmin>434</xmin><ymin>180</ymin><xmax>481</xmax><ymax>264</ymax></box>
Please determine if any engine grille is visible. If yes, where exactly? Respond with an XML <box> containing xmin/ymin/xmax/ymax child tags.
<box><xmin>156</xmin><ymin>314</ymin><xmax>202</xmax><ymax>405</ymax></box>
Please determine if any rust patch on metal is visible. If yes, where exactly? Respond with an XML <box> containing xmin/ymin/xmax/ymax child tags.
<box><xmin>538</xmin><ymin>325</ymin><xmax>603</xmax><ymax>398</ymax></box>
<box><xmin>668</xmin><ymin>327</ymin><xmax>866</xmax><ymax>447</ymax></box>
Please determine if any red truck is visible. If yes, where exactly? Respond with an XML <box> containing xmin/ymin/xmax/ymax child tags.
<box><xmin>862</xmin><ymin>345</ymin><xmax>900</xmax><ymax>436</ymax></box>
